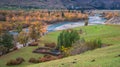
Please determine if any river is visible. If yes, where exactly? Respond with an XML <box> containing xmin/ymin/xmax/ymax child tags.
<box><xmin>10</xmin><ymin>14</ymin><xmax>107</xmax><ymax>35</ymax></box>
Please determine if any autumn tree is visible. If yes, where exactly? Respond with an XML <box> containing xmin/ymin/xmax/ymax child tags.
<box><xmin>29</xmin><ymin>25</ymin><xmax>38</xmax><ymax>41</ymax></box>
<box><xmin>18</xmin><ymin>31</ymin><xmax>29</xmax><ymax>47</ymax></box>
<box><xmin>14</xmin><ymin>22</ymin><xmax>23</xmax><ymax>33</ymax></box>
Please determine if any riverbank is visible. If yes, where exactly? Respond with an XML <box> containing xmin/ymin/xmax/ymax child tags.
<box><xmin>105</xmin><ymin>17</ymin><xmax>120</xmax><ymax>25</ymax></box>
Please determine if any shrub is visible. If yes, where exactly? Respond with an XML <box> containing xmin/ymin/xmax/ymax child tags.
<box><xmin>40</xmin><ymin>55</ymin><xmax>58</xmax><ymax>62</ymax></box>
<box><xmin>29</xmin><ymin>58</ymin><xmax>40</xmax><ymax>63</ymax></box>
<box><xmin>6</xmin><ymin>59</ymin><xmax>24</xmax><ymax>66</ymax></box>
<box><xmin>44</xmin><ymin>42</ymin><xmax>56</xmax><ymax>48</ymax></box>
<box><xmin>6</xmin><ymin>57</ymin><xmax>25</xmax><ymax>66</ymax></box>
<box><xmin>39</xmin><ymin>57</ymin><xmax>48</xmax><ymax>62</ymax></box>
<box><xmin>61</xmin><ymin>46</ymin><xmax>71</xmax><ymax>57</ymax></box>
<box><xmin>70</xmin><ymin>39</ymin><xmax>102</xmax><ymax>55</ymax></box>
<box><xmin>57</xmin><ymin>55</ymin><xmax>64</xmax><ymax>59</ymax></box>
<box><xmin>16</xmin><ymin>57</ymin><xmax>25</xmax><ymax>62</ymax></box>
<box><xmin>57</xmin><ymin>29</ymin><xmax>80</xmax><ymax>50</ymax></box>
<box><xmin>29</xmin><ymin>42</ymin><xmax>38</xmax><ymax>46</ymax></box>
<box><xmin>86</xmin><ymin>39</ymin><xmax>102</xmax><ymax>50</ymax></box>
<box><xmin>6</xmin><ymin>60</ymin><xmax>18</xmax><ymax>66</ymax></box>
<box><xmin>0</xmin><ymin>45</ymin><xmax>8</xmax><ymax>56</ymax></box>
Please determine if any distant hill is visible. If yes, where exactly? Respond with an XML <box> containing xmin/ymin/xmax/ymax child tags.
<box><xmin>0</xmin><ymin>0</ymin><xmax>120</xmax><ymax>10</ymax></box>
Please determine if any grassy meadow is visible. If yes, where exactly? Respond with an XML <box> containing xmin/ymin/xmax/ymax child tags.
<box><xmin>0</xmin><ymin>25</ymin><xmax>120</xmax><ymax>67</ymax></box>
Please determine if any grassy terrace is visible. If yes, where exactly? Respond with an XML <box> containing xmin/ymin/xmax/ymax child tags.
<box><xmin>0</xmin><ymin>25</ymin><xmax>120</xmax><ymax>67</ymax></box>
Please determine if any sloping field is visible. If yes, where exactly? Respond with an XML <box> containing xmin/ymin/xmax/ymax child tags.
<box><xmin>0</xmin><ymin>25</ymin><xmax>120</xmax><ymax>67</ymax></box>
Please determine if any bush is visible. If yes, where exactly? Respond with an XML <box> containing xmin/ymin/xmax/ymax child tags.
<box><xmin>40</xmin><ymin>55</ymin><xmax>57</xmax><ymax>62</ymax></box>
<box><xmin>16</xmin><ymin>57</ymin><xmax>25</xmax><ymax>62</ymax></box>
<box><xmin>86</xmin><ymin>39</ymin><xmax>102</xmax><ymax>50</ymax></box>
<box><xmin>0</xmin><ymin>45</ymin><xmax>8</xmax><ymax>56</ymax></box>
<box><xmin>44</xmin><ymin>42</ymin><xmax>56</xmax><ymax>48</ymax></box>
<box><xmin>29</xmin><ymin>42</ymin><xmax>38</xmax><ymax>46</ymax></box>
<box><xmin>6</xmin><ymin>60</ymin><xmax>18</xmax><ymax>66</ymax></box>
<box><xmin>70</xmin><ymin>39</ymin><xmax>102</xmax><ymax>55</ymax></box>
<box><xmin>57</xmin><ymin>29</ymin><xmax>80</xmax><ymax>50</ymax></box>
<box><xmin>29</xmin><ymin>58</ymin><xmax>40</xmax><ymax>63</ymax></box>
<box><xmin>6</xmin><ymin>57</ymin><xmax>25</xmax><ymax>66</ymax></box>
<box><xmin>6</xmin><ymin>59</ymin><xmax>24</xmax><ymax>66</ymax></box>
<box><xmin>39</xmin><ymin>57</ymin><xmax>48</xmax><ymax>62</ymax></box>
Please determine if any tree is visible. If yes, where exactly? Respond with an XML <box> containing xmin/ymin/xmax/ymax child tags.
<box><xmin>29</xmin><ymin>22</ymin><xmax>44</xmax><ymax>41</ymax></box>
<box><xmin>57</xmin><ymin>29</ymin><xmax>80</xmax><ymax>50</ymax></box>
<box><xmin>18</xmin><ymin>31</ymin><xmax>29</xmax><ymax>47</ymax></box>
<box><xmin>14</xmin><ymin>22</ymin><xmax>23</xmax><ymax>33</ymax></box>
<box><xmin>84</xmin><ymin>19</ymin><xmax>88</xmax><ymax>26</ymax></box>
<box><xmin>29</xmin><ymin>25</ymin><xmax>39</xmax><ymax>41</ymax></box>
<box><xmin>0</xmin><ymin>31</ymin><xmax>14</xmax><ymax>51</ymax></box>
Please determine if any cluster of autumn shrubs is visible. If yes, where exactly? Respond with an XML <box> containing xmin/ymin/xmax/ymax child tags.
<box><xmin>6</xmin><ymin>54</ymin><xmax>64</xmax><ymax>66</ymax></box>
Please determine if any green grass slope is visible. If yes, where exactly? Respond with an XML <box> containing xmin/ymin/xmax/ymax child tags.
<box><xmin>0</xmin><ymin>25</ymin><xmax>120</xmax><ymax>67</ymax></box>
<box><xmin>42</xmin><ymin>25</ymin><xmax>120</xmax><ymax>45</ymax></box>
<box><xmin>28</xmin><ymin>44</ymin><xmax>120</xmax><ymax>67</ymax></box>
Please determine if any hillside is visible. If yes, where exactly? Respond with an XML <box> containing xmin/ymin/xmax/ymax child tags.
<box><xmin>28</xmin><ymin>44</ymin><xmax>120</xmax><ymax>67</ymax></box>
<box><xmin>0</xmin><ymin>25</ymin><xmax>120</xmax><ymax>67</ymax></box>
<box><xmin>0</xmin><ymin>0</ymin><xmax>120</xmax><ymax>10</ymax></box>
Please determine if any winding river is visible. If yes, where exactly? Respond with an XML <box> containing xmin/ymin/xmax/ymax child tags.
<box><xmin>10</xmin><ymin>14</ymin><xmax>106</xmax><ymax>35</ymax></box>
<box><xmin>47</xmin><ymin>14</ymin><xmax>106</xmax><ymax>32</ymax></box>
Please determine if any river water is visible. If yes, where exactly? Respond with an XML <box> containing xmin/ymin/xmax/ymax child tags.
<box><xmin>10</xmin><ymin>14</ymin><xmax>106</xmax><ymax>35</ymax></box>
<box><xmin>47</xmin><ymin>14</ymin><xmax>106</xmax><ymax>32</ymax></box>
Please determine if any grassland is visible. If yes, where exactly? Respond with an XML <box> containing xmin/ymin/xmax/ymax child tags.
<box><xmin>0</xmin><ymin>25</ymin><xmax>120</xmax><ymax>67</ymax></box>
<box><xmin>28</xmin><ymin>43</ymin><xmax>120</xmax><ymax>67</ymax></box>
